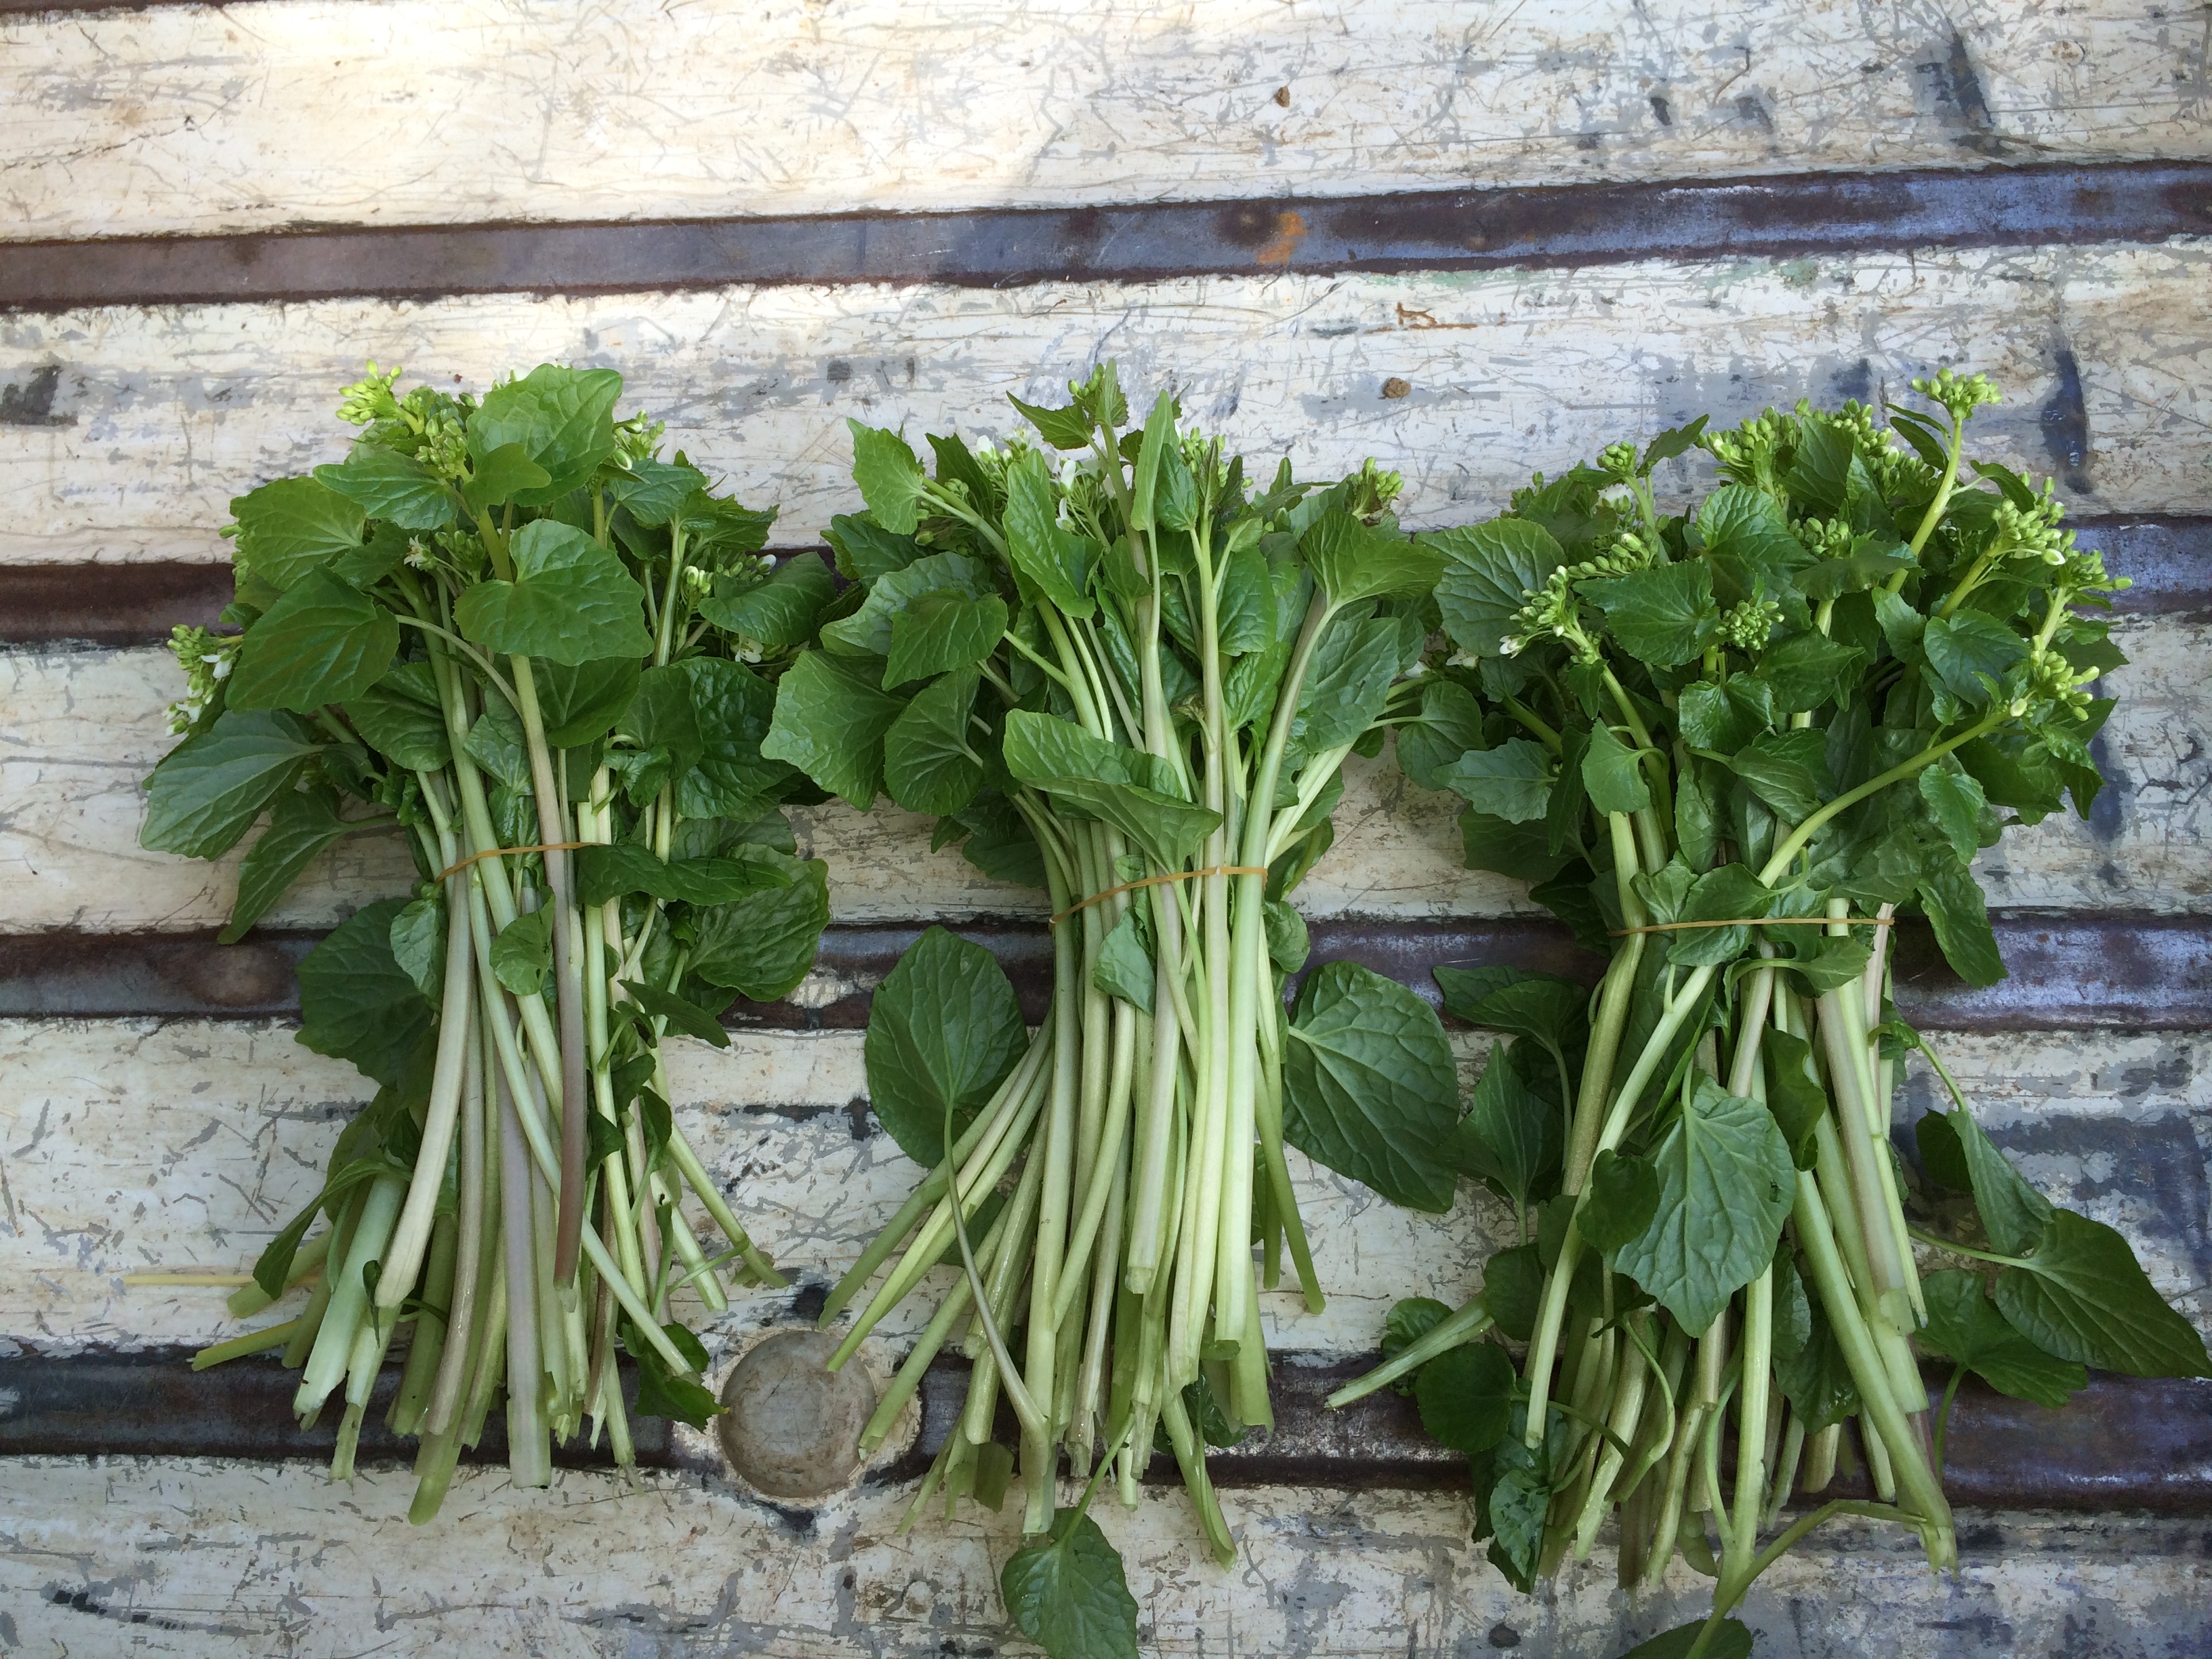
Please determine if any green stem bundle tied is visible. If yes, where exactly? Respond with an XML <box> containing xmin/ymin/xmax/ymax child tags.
<box><xmin>142</xmin><ymin>363</ymin><xmax>837</xmax><ymax>1517</ymax></box>
<box><xmin>762</xmin><ymin>365</ymin><xmax>1462</xmax><ymax>1641</ymax></box>
<box><xmin>1334</xmin><ymin>375</ymin><xmax>2207</xmax><ymax>1658</ymax></box>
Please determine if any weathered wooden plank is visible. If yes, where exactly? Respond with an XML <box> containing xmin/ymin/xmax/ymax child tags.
<box><xmin>5</xmin><ymin>1</ymin><xmax>2207</xmax><ymax>242</ymax></box>
<box><xmin>3</xmin><ymin>1019</ymin><xmax>2203</xmax><ymax>1355</ymax></box>
<box><xmin>4</xmin><ymin>244</ymin><xmax>2210</xmax><ymax>569</ymax></box>
<box><xmin>1</xmin><ymin>1458</ymin><xmax>2205</xmax><ymax>1658</ymax></box>
<box><xmin>3</xmin><ymin>612</ymin><xmax>2196</xmax><ymax>936</ymax></box>
<box><xmin>8</xmin><ymin>163</ymin><xmax>2211</xmax><ymax>312</ymax></box>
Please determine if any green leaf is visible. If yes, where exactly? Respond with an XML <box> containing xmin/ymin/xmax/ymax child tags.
<box><xmin>1641</xmin><ymin>416</ymin><xmax>1711</xmax><ymax>472</ymax></box>
<box><xmin>1284</xmin><ymin>961</ymin><xmax>1461</xmax><ymax>1212</ymax></box>
<box><xmin>603</xmin><ymin>455</ymin><xmax>708</xmax><ymax>527</ymax></box>
<box><xmin>1580</xmin><ymin>560</ymin><xmax>1721</xmax><ymax>668</ymax></box>
<box><xmin>464</xmin><ymin>365</ymin><xmax>623</xmax><ymax>504</ymax></box>
<box><xmin>460</xmin><ymin>696</ymin><xmax>531</xmax><ymax>790</ymax></box>
<box><xmin>1003</xmin><ymin>449</ymin><xmax>1095</xmax><ymax>617</ymax></box>
<box><xmin>762</xmin><ymin>650</ymin><xmax>907</xmax><ymax>808</ymax></box>
<box><xmin>821</xmin><ymin>550</ymin><xmax>994</xmax><ymax>659</ymax></box>
<box><xmin>1382</xmin><ymin>1297</ymin><xmax>1452</xmax><ymax>1365</ymax></box>
<box><xmin>1923</xmin><ymin>612</ymin><xmax>2028</xmax><ymax>708</ymax></box>
<box><xmin>671</xmin><ymin>657</ymin><xmax>790</xmax><ymax>821</ymax></box>
<box><xmin>1092</xmin><ymin>908</ymin><xmax>1155</xmax><ymax>1012</ymax></box>
<box><xmin>1581</xmin><ymin>722</ymin><xmax>1650</xmax><ymax>815</ymax></box>
<box><xmin>1728</xmin><ymin>728</ymin><xmax>1834</xmax><ymax>821</ymax></box>
<box><xmin>343</xmin><ymin>668</ymin><xmax>450</xmax><ymax>771</ymax></box>
<box><xmin>847</xmin><ymin>421</ymin><xmax>929</xmax><ymax>535</ymax></box>
<box><xmin>1761</xmin><ymin>1027</ymin><xmax>1826</xmax><ymax>1170</ymax></box>
<box><xmin>864</xmin><ymin>926</ymin><xmax>1028</xmax><ymax>1168</ymax></box>
<box><xmin>1577</xmin><ymin>1149</ymin><xmax>1661</xmax><ymax>1255</ymax></box>
<box><xmin>1263</xmin><ymin>897</ymin><xmax>1310</xmax><ymax>974</ymax></box>
<box><xmin>621</xmin><ymin>980</ymin><xmax>731</xmax><ymax>1050</ymax></box>
<box><xmin>454</xmin><ymin>520</ymin><xmax>651</xmax><ymax>665</ymax></box>
<box><xmin>1434</xmin><ymin>966</ymin><xmax>1587</xmax><ymax>1058</ymax></box>
<box><xmin>884</xmin><ymin>665</ymin><xmax>985</xmax><ymax>815</ymax></box>
<box><xmin>999</xmin><ymin>1512</ymin><xmax>1140</xmax><ymax>1659</ymax></box>
<box><xmin>458</xmin><ymin>443</ymin><xmax>553</xmax><ymax>516</ymax></box>
<box><xmin>685</xmin><ymin>853</ymin><xmax>830</xmax><ymax>1002</ymax></box>
<box><xmin>1996</xmin><ymin>1210</ymin><xmax>2212</xmax><ymax>1378</ymax></box>
<box><xmin>1003</xmin><ymin>710</ymin><xmax>1221</xmax><ymax>867</ymax></box>
<box><xmin>1482</xmin><ymin>1244</ymin><xmax>1546</xmax><ymax>1343</ymax></box>
<box><xmin>1441</xmin><ymin>738</ymin><xmax>1553</xmax><ymax>823</ymax></box>
<box><xmin>1450</xmin><ymin>1044</ymin><xmax>1561</xmax><ymax>1212</ymax></box>
<box><xmin>225</xmin><ymin>570</ymin><xmax>400</xmax><ymax>713</ymax></box>
<box><xmin>1008</xmin><ymin>392</ymin><xmax>1096</xmax><ymax>451</ymax></box>
<box><xmin>313</xmin><ymin>443</ymin><xmax>455</xmax><ymax>531</ymax></box>
<box><xmin>1757</xmin><ymin>631</ymin><xmax>1865</xmax><ymax>713</ymax></box>
<box><xmin>1290</xmin><ymin>613</ymin><xmax>1420</xmax><ymax>754</ymax></box>
<box><xmin>824</xmin><ymin>513</ymin><xmax>921</xmax><ymax>583</ymax></box>
<box><xmin>574</xmin><ymin>842</ymin><xmax>790</xmax><ymax>908</ymax></box>
<box><xmin>1918</xmin><ymin>857</ymin><xmax>2005</xmax><ymax>987</ymax></box>
<box><xmin>1214</xmin><ymin>542</ymin><xmax>1275</xmax><ymax>655</ymax></box>
<box><xmin>1666</xmin><ymin>861</ymin><xmax>1772</xmax><ymax>968</ymax></box>
<box><xmin>1774</xmin><ymin>1294</ymin><xmax>1860</xmax><ymax>1431</ymax></box>
<box><xmin>1677</xmin><ymin>678</ymin><xmax>1775</xmax><ymax>753</ymax></box>
<box><xmin>1415</xmin><ymin>1340</ymin><xmax>1517</xmax><ymax>1454</ymax></box>
<box><xmin>1613</xmin><ymin>1078</ymin><xmax>1797</xmax><ymax>1334</ymax></box>
<box><xmin>531</xmin><ymin>655</ymin><xmax>642</xmax><ymax>750</ymax></box>
<box><xmin>388</xmin><ymin>894</ymin><xmax>447</xmax><ymax>1001</ymax></box>
<box><xmin>884</xmin><ymin>592</ymin><xmax>1009</xmax><ymax>688</ymax></box>
<box><xmin>1918</xmin><ymin>763</ymin><xmax>1990</xmax><ymax>863</ymax></box>
<box><xmin>489</xmin><ymin>907</ymin><xmax>554</xmax><ymax>996</ymax></box>
<box><xmin>1395</xmin><ymin>679</ymin><xmax>1487</xmax><ymax>793</ymax></box>
<box><xmin>1933</xmin><ymin>1104</ymin><xmax>2052</xmax><ymax>1256</ymax></box>
<box><xmin>1459</xmin><ymin>808</ymin><xmax>1573</xmax><ymax>884</ymax></box>
<box><xmin>623</xmin><ymin>1319</ymin><xmax>724</xmax><ymax>1428</ymax></box>
<box><xmin>140</xmin><ymin>708</ymin><xmax>321</xmax><ymax>859</ymax></box>
<box><xmin>1618</xmin><ymin>1619</ymin><xmax>1753</xmax><ymax>1659</ymax></box>
<box><xmin>1918</xmin><ymin>1269</ymin><xmax>2086</xmax><ymax>1408</ymax></box>
<box><xmin>1303</xmin><ymin>508</ymin><xmax>1440</xmax><ymax>605</ymax></box>
<box><xmin>222</xmin><ymin>790</ymin><xmax>363</xmax><ymax>943</ymax></box>
<box><xmin>1430</xmin><ymin>518</ymin><xmax>1568</xmax><ymax>657</ymax></box>
<box><xmin>296</xmin><ymin>897</ymin><xmax>434</xmax><ymax>1086</ymax></box>
<box><xmin>230</xmin><ymin>476</ymin><xmax>367</xmax><ymax>591</ymax></box>
<box><xmin>699</xmin><ymin>551</ymin><xmax>836</xmax><ymax>653</ymax></box>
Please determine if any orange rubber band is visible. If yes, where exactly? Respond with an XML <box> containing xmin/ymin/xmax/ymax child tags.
<box><xmin>1050</xmin><ymin>865</ymin><xmax>1270</xmax><ymax>926</ymax></box>
<box><xmin>437</xmin><ymin>840</ymin><xmax>594</xmax><ymax>883</ymax></box>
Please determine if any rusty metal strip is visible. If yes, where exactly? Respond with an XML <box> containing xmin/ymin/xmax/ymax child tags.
<box><xmin>1</xmin><ymin>161</ymin><xmax>2207</xmax><ymax>312</ymax></box>
<box><xmin>3</xmin><ymin>913</ymin><xmax>2207</xmax><ymax>1031</ymax></box>
<box><xmin>1</xmin><ymin>517</ymin><xmax>2203</xmax><ymax>649</ymax></box>
<box><xmin>3</xmin><ymin>1347</ymin><xmax>2205</xmax><ymax>1512</ymax></box>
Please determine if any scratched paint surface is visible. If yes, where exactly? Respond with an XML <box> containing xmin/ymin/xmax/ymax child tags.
<box><xmin>3</xmin><ymin>0</ymin><xmax>2207</xmax><ymax>242</ymax></box>
<box><xmin>3</xmin><ymin>243</ymin><xmax>2209</xmax><ymax>566</ymax></box>
<box><xmin>3</xmin><ymin>613</ymin><xmax>2200</xmax><ymax>937</ymax></box>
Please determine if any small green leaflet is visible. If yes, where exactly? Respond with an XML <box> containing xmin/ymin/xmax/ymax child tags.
<box><xmin>685</xmin><ymin>853</ymin><xmax>830</xmax><ymax>1002</ymax></box>
<box><xmin>225</xmin><ymin>569</ymin><xmax>400</xmax><ymax>713</ymax></box>
<box><xmin>1302</xmin><ymin>508</ymin><xmax>1441</xmax><ymax>606</ymax></box>
<box><xmin>1728</xmin><ymin>728</ymin><xmax>1833</xmax><ymax>821</ymax></box>
<box><xmin>229</xmin><ymin>476</ymin><xmax>367</xmax><ymax>591</ymax></box>
<box><xmin>1576</xmin><ymin>1149</ymin><xmax>1661</xmax><ymax>1254</ymax></box>
<box><xmin>762</xmin><ymin>650</ymin><xmax>907</xmax><ymax>808</ymax></box>
<box><xmin>460</xmin><ymin>443</ymin><xmax>553</xmax><ymax>514</ymax></box>
<box><xmin>1008</xmin><ymin>391</ymin><xmax>1096</xmax><ymax>451</ymax></box>
<box><xmin>1429</xmin><ymin>518</ymin><xmax>1568</xmax><ymax>657</ymax></box>
<box><xmin>1612</xmin><ymin>1078</ymin><xmax>1796</xmax><ymax>1334</ymax></box>
<box><xmin>388</xmin><ymin>894</ymin><xmax>447</xmax><ymax>1001</ymax></box>
<box><xmin>1283</xmin><ymin>962</ymin><xmax>1461</xmax><ymax>1212</ymax></box>
<box><xmin>998</xmin><ymin>1512</ymin><xmax>1140</xmax><ymax>1659</ymax></box>
<box><xmin>1449</xmin><ymin>1043</ymin><xmax>1561</xmax><ymax>1212</ymax></box>
<box><xmin>698</xmin><ymin>552</ymin><xmax>836</xmax><ymax>652</ymax></box>
<box><xmin>1994</xmin><ymin>1210</ymin><xmax>2212</xmax><ymax>1379</ymax></box>
<box><xmin>1414</xmin><ymin>1340</ymin><xmax>1517</xmax><ymax>1454</ymax></box>
<box><xmin>1004</xmin><ymin>449</ymin><xmax>1095</xmax><ymax>617</ymax></box>
<box><xmin>847</xmin><ymin>421</ymin><xmax>929</xmax><ymax>535</ymax></box>
<box><xmin>1383</xmin><ymin>1296</ymin><xmax>1452</xmax><ymax>1365</ymax></box>
<box><xmin>295</xmin><ymin>897</ymin><xmax>434</xmax><ymax>1086</ymax></box>
<box><xmin>313</xmin><ymin>443</ymin><xmax>455</xmax><ymax>531</ymax></box>
<box><xmin>222</xmin><ymin>789</ymin><xmax>366</xmax><ymax>943</ymax></box>
<box><xmin>454</xmin><ymin>520</ymin><xmax>651</xmax><ymax>665</ymax></box>
<box><xmin>621</xmin><ymin>980</ymin><xmax>731</xmax><ymax>1050</ymax></box>
<box><xmin>1918</xmin><ymin>1268</ymin><xmax>2085</xmax><ymax>1408</ymax></box>
<box><xmin>863</xmin><ymin>926</ymin><xmax>1029</xmax><ymax>1168</ymax></box>
<box><xmin>1774</xmin><ymin>1294</ymin><xmax>1860</xmax><ymax>1431</ymax></box>
<box><xmin>1441</xmin><ymin>738</ymin><xmax>1553</xmax><ymax>823</ymax></box>
<box><xmin>1092</xmin><ymin>908</ymin><xmax>1156</xmax><ymax>1012</ymax></box>
<box><xmin>490</xmin><ymin>907</ymin><xmax>554</xmax><ymax>996</ymax></box>
<box><xmin>884</xmin><ymin>665</ymin><xmax>986</xmax><ymax>815</ymax></box>
<box><xmin>623</xmin><ymin>1317</ymin><xmax>723</xmax><ymax>1428</ymax></box>
<box><xmin>1617</xmin><ymin>1620</ymin><xmax>1754</xmax><ymax>1659</ymax></box>
<box><xmin>1581</xmin><ymin>722</ymin><xmax>1650</xmax><ymax>815</ymax></box>
<box><xmin>140</xmin><ymin>708</ymin><xmax>321</xmax><ymax>859</ymax></box>
<box><xmin>1579</xmin><ymin>560</ymin><xmax>1721</xmax><ymax>668</ymax></box>
<box><xmin>464</xmin><ymin>365</ymin><xmax>623</xmax><ymax>504</ymax></box>
<box><xmin>885</xmin><ymin>593</ymin><xmax>1008</xmax><ymax>688</ymax></box>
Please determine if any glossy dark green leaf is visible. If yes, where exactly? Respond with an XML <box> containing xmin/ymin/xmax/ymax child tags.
<box><xmin>229</xmin><ymin>476</ymin><xmax>367</xmax><ymax>591</ymax></box>
<box><xmin>605</xmin><ymin>455</ymin><xmax>708</xmax><ymax>527</ymax></box>
<box><xmin>1382</xmin><ymin>1296</ymin><xmax>1452</xmax><ymax>1365</ymax></box>
<box><xmin>489</xmin><ymin>907</ymin><xmax>554</xmax><ymax>996</ymax></box>
<box><xmin>1581</xmin><ymin>721</ymin><xmax>1650</xmax><ymax>815</ymax></box>
<box><xmin>313</xmin><ymin>443</ymin><xmax>456</xmax><ymax>530</ymax></box>
<box><xmin>1774</xmin><ymin>1296</ymin><xmax>1860</xmax><ymax>1431</ymax></box>
<box><xmin>1923</xmin><ymin>611</ymin><xmax>2028</xmax><ymax>708</ymax></box>
<box><xmin>222</xmin><ymin>789</ymin><xmax>365</xmax><ymax>943</ymax></box>
<box><xmin>454</xmin><ymin>520</ymin><xmax>651</xmax><ymax>664</ymax></box>
<box><xmin>1577</xmin><ymin>1149</ymin><xmax>1662</xmax><ymax>1254</ymax></box>
<box><xmin>820</xmin><ymin>550</ymin><xmax>994</xmax><ymax>659</ymax></box>
<box><xmin>621</xmin><ymin>980</ymin><xmax>732</xmax><ymax>1050</ymax></box>
<box><xmin>343</xmin><ymin>665</ymin><xmax>450</xmax><ymax>770</ymax></box>
<box><xmin>1918</xmin><ymin>1269</ymin><xmax>2085</xmax><ymax>1408</ymax></box>
<box><xmin>1677</xmin><ymin>678</ymin><xmax>1775</xmax><ymax>753</ymax></box>
<box><xmin>762</xmin><ymin>649</ymin><xmax>907</xmax><ymax>808</ymax></box>
<box><xmin>1303</xmin><ymin>508</ymin><xmax>1440</xmax><ymax>605</ymax></box>
<box><xmin>1415</xmin><ymin>1340</ymin><xmax>1517</xmax><ymax>1454</ymax></box>
<box><xmin>458</xmin><ymin>442</ymin><xmax>554</xmax><ymax>515</ymax></box>
<box><xmin>1002</xmin><ymin>448</ymin><xmax>1095</xmax><ymax>617</ymax></box>
<box><xmin>699</xmin><ymin>552</ymin><xmax>836</xmax><ymax>653</ymax></box>
<box><xmin>1728</xmin><ymin>728</ymin><xmax>1834</xmax><ymax>821</ymax></box>
<box><xmin>1580</xmin><ymin>560</ymin><xmax>1721</xmax><ymax>667</ymax></box>
<box><xmin>1395</xmin><ymin>678</ymin><xmax>1487</xmax><ymax>793</ymax></box>
<box><xmin>464</xmin><ymin>365</ymin><xmax>623</xmax><ymax>504</ymax></box>
<box><xmin>1284</xmin><ymin>961</ymin><xmax>1461</xmax><ymax>1212</ymax></box>
<box><xmin>1003</xmin><ymin>710</ymin><xmax>1221</xmax><ymax>867</ymax></box>
<box><xmin>1291</xmin><ymin>613</ymin><xmax>1422</xmax><ymax>756</ymax></box>
<box><xmin>883</xmin><ymin>664</ymin><xmax>985</xmax><ymax>815</ymax></box>
<box><xmin>1263</xmin><ymin>897</ymin><xmax>1310</xmax><ymax>974</ymax></box>
<box><xmin>296</xmin><ymin>897</ymin><xmax>434</xmax><ymax>1086</ymax></box>
<box><xmin>140</xmin><ymin>708</ymin><xmax>321</xmax><ymax>859</ymax></box>
<box><xmin>1761</xmin><ymin>1027</ymin><xmax>1826</xmax><ymax>1170</ymax></box>
<box><xmin>864</xmin><ymin>926</ymin><xmax>1029</xmax><ymax>1168</ymax></box>
<box><xmin>1429</xmin><ymin>518</ymin><xmax>1568</xmax><ymax>658</ymax></box>
<box><xmin>1918</xmin><ymin>857</ymin><xmax>2005</xmax><ymax>987</ymax></box>
<box><xmin>226</xmin><ymin>570</ymin><xmax>399</xmax><ymax>713</ymax></box>
<box><xmin>999</xmin><ymin>1512</ymin><xmax>1139</xmax><ymax>1659</ymax></box>
<box><xmin>847</xmin><ymin>421</ymin><xmax>929</xmax><ymax>535</ymax></box>
<box><xmin>685</xmin><ymin>852</ymin><xmax>830</xmax><ymax>1002</ymax></box>
<box><xmin>1449</xmin><ymin>1042</ymin><xmax>1561</xmax><ymax>1211</ymax></box>
<box><xmin>1757</xmin><ymin>630</ymin><xmax>1865</xmax><ymax>712</ymax></box>
<box><xmin>824</xmin><ymin>512</ymin><xmax>921</xmax><ymax>583</ymax></box>
<box><xmin>531</xmin><ymin>655</ymin><xmax>641</xmax><ymax>750</ymax></box>
<box><xmin>1092</xmin><ymin>907</ymin><xmax>1155</xmax><ymax>1012</ymax></box>
<box><xmin>1996</xmin><ymin>1210</ymin><xmax>2212</xmax><ymax>1378</ymax></box>
<box><xmin>884</xmin><ymin>592</ymin><xmax>1009</xmax><ymax>689</ymax></box>
<box><xmin>1008</xmin><ymin>392</ymin><xmax>1096</xmax><ymax>451</ymax></box>
<box><xmin>1481</xmin><ymin>1243</ymin><xmax>1546</xmax><ymax>1342</ymax></box>
<box><xmin>1441</xmin><ymin>737</ymin><xmax>1554</xmax><ymax>823</ymax></box>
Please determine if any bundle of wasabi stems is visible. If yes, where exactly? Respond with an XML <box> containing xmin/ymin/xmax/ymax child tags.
<box><xmin>1334</xmin><ymin>374</ymin><xmax>2208</xmax><ymax>1659</ymax></box>
<box><xmin>144</xmin><ymin>361</ymin><xmax>2205</xmax><ymax>1659</ymax></box>
<box><xmin>146</xmin><ymin>365</ymin><xmax>834</xmax><ymax>1518</ymax></box>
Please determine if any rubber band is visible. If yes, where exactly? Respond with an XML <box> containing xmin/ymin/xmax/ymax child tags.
<box><xmin>1049</xmin><ymin>865</ymin><xmax>1271</xmax><ymax>926</ymax></box>
<box><xmin>1607</xmin><ymin>915</ymin><xmax>1895</xmax><ymax>937</ymax></box>
<box><xmin>437</xmin><ymin>840</ymin><xmax>594</xmax><ymax>883</ymax></box>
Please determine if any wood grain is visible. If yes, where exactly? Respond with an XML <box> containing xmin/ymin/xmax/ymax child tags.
<box><xmin>4</xmin><ymin>1</ymin><xmax>2207</xmax><ymax>241</ymax></box>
